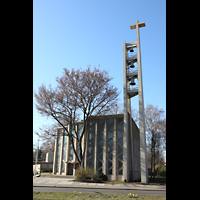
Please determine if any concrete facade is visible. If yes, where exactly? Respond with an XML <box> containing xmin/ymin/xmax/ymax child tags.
<box><xmin>53</xmin><ymin>114</ymin><xmax>141</xmax><ymax>182</ymax></box>
<box><xmin>46</xmin><ymin>152</ymin><xmax>54</xmax><ymax>162</ymax></box>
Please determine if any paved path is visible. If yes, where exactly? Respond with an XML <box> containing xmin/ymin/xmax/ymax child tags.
<box><xmin>33</xmin><ymin>176</ymin><xmax>166</xmax><ymax>191</ymax></box>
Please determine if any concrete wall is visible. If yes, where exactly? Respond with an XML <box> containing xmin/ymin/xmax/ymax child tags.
<box><xmin>33</xmin><ymin>162</ymin><xmax>53</xmax><ymax>172</ymax></box>
<box><xmin>46</xmin><ymin>152</ymin><xmax>54</xmax><ymax>162</ymax></box>
<box><xmin>131</xmin><ymin>118</ymin><xmax>141</xmax><ymax>181</ymax></box>
<box><xmin>126</xmin><ymin>113</ymin><xmax>141</xmax><ymax>182</ymax></box>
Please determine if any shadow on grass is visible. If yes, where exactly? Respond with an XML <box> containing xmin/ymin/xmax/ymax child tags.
<box><xmin>148</xmin><ymin>177</ymin><xmax>166</xmax><ymax>184</ymax></box>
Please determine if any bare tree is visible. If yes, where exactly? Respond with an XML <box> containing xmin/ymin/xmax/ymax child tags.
<box><xmin>34</xmin><ymin>66</ymin><xmax>119</xmax><ymax>167</ymax></box>
<box><xmin>35</xmin><ymin>124</ymin><xmax>58</xmax><ymax>141</ymax></box>
<box><xmin>145</xmin><ymin>104</ymin><xmax>166</xmax><ymax>179</ymax></box>
<box><xmin>34</xmin><ymin>124</ymin><xmax>57</xmax><ymax>156</ymax></box>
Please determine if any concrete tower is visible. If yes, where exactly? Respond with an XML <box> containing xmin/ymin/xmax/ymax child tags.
<box><xmin>123</xmin><ymin>19</ymin><xmax>148</xmax><ymax>183</ymax></box>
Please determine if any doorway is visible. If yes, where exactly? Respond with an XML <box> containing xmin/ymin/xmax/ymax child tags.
<box><xmin>67</xmin><ymin>163</ymin><xmax>73</xmax><ymax>175</ymax></box>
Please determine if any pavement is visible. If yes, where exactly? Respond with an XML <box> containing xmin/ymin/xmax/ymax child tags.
<box><xmin>33</xmin><ymin>176</ymin><xmax>166</xmax><ymax>191</ymax></box>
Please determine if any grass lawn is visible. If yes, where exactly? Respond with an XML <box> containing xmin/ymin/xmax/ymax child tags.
<box><xmin>101</xmin><ymin>178</ymin><xmax>165</xmax><ymax>186</ymax></box>
<box><xmin>71</xmin><ymin>178</ymin><xmax>166</xmax><ymax>186</ymax></box>
<box><xmin>33</xmin><ymin>191</ymin><xmax>166</xmax><ymax>200</ymax></box>
<box><xmin>40</xmin><ymin>172</ymin><xmax>52</xmax><ymax>175</ymax></box>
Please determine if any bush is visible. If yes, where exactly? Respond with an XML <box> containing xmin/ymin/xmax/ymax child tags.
<box><xmin>155</xmin><ymin>164</ymin><xmax>166</xmax><ymax>177</ymax></box>
<box><xmin>75</xmin><ymin>168</ymin><xmax>97</xmax><ymax>182</ymax></box>
<box><xmin>75</xmin><ymin>168</ymin><xmax>109</xmax><ymax>183</ymax></box>
<box><xmin>92</xmin><ymin>173</ymin><xmax>102</xmax><ymax>183</ymax></box>
<box><xmin>98</xmin><ymin>173</ymin><xmax>108</xmax><ymax>181</ymax></box>
<box><xmin>75</xmin><ymin>168</ymin><xmax>87</xmax><ymax>181</ymax></box>
<box><xmin>85</xmin><ymin>168</ymin><xmax>95</xmax><ymax>179</ymax></box>
<box><xmin>160</xmin><ymin>171</ymin><xmax>166</xmax><ymax>177</ymax></box>
<box><xmin>75</xmin><ymin>168</ymin><xmax>108</xmax><ymax>183</ymax></box>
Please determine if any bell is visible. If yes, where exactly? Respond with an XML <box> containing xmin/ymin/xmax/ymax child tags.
<box><xmin>130</xmin><ymin>77</ymin><xmax>136</xmax><ymax>85</ymax></box>
<box><xmin>130</xmin><ymin>61</ymin><xmax>135</xmax><ymax>68</ymax></box>
<box><xmin>130</xmin><ymin>48</ymin><xmax>134</xmax><ymax>52</ymax></box>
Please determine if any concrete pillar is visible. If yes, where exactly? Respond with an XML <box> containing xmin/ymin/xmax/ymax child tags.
<box><xmin>123</xmin><ymin>40</ymin><xmax>128</xmax><ymax>182</ymax></box>
<box><xmin>84</xmin><ymin>126</ymin><xmax>88</xmax><ymax>169</ymax></box>
<box><xmin>65</xmin><ymin>126</ymin><xmax>70</xmax><ymax>175</ymax></box>
<box><xmin>53</xmin><ymin>129</ymin><xmax>58</xmax><ymax>174</ymax></box>
<box><xmin>103</xmin><ymin>118</ymin><xmax>107</xmax><ymax>175</ymax></box>
<box><xmin>94</xmin><ymin>119</ymin><xmax>98</xmax><ymax>172</ymax></box>
<box><xmin>59</xmin><ymin>129</ymin><xmax>64</xmax><ymax>175</ymax></box>
<box><xmin>130</xmin><ymin>116</ymin><xmax>135</xmax><ymax>181</ymax></box>
<box><xmin>82</xmin><ymin>126</ymin><xmax>86</xmax><ymax>169</ymax></box>
<box><xmin>113</xmin><ymin>117</ymin><xmax>117</xmax><ymax>180</ymax></box>
<box><xmin>136</xmin><ymin>19</ymin><xmax>148</xmax><ymax>183</ymax></box>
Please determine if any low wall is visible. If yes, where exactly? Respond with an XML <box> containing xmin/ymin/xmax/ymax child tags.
<box><xmin>33</xmin><ymin>164</ymin><xmax>40</xmax><ymax>174</ymax></box>
<box><xmin>33</xmin><ymin>162</ymin><xmax>53</xmax><ymax>172</ymax></box>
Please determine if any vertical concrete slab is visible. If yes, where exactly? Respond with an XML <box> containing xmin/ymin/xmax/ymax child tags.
<box><xmin>59</xmin><ymin>129</ymin><xmax>64</xmax><ymax>175</ymax></box>
<box><xmin>65</xmin><ymin>125</ymin><xmax>70</xmax><ymax>175</ymax></box>
<box><xmin>53</xmin><ymin>129</ymin><xmax>58</xmax><ymax>174</ymax></box>
<box><xmin>103</xmin><ymin>118</ymin><xmax>107</xmax><ymax>175</ymax></box>
<box><xmin>123</xmin><ymin>40</ymin><xmax>128</xmax><ymax>182</ymax></box>
<box><xmin>94</xmin><ymin>119</ymin><xmax>98</xmax><ymax>172</ymax></box>
<box><xmin>113</xmin><ymin>117</ymin><xmax>117</xmax><ymax>180</ymax></box>
<box><xmin>136</xmin><ymin>19</ymin><xmax>148</xmax><ymax>183</ymax></box>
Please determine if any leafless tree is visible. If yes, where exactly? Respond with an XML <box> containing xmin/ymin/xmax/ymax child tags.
<box><xmin>35</xmin><ymin>124</ymin><xmax>58</xmax><ymax>141</ymax></box>
<box><xmin>34</xmin><ymin>124</ymin><xmax>57</xmax><ymax>157</ymax></box>
<box><xmin>34</xmin><ymin>66</ymin><xmax>119</xmax><ymax>167</ymax></box>
<box><xmin>145</xmin><ymin>104</ymin><xmax>166</xmax><ymax>179</ymax></box>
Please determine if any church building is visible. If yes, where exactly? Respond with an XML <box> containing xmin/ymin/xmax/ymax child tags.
<box><xmin>53</xmin><ymin>114</ymin><xmax>141</xmax><ymax>182</ymax></box>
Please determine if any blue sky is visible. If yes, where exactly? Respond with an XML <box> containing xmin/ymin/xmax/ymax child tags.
<box><xmin>33</xmin><ymin>0</ymin><xmax>166</xmax><ymax>145</ymax></box>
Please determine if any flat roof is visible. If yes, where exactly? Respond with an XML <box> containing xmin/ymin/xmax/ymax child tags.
<box><xmin>56</xmin><ymin>114</ymin><xmax>124</xmax><ymax>129</ymax></box>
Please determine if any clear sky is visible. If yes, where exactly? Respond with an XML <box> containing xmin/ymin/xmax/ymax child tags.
<box><xmin>33</xmin><ymin>0</ymin><xmax>166</xmax><ymax>145</ymax></box>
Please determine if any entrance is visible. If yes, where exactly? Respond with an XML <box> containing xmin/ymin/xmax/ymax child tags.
<box><xmin>67</xmin><ymin>163</ymin><xmax>73</xmax><ymax>175</ymax></box>
<box><xmin>75</xmin><ymin>163</ymin><xmax>79</xmax><ymax>170</ymax></box>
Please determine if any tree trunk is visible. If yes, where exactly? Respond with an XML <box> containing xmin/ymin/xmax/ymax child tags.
<box><xmin>150</xmin><ymin>137</ymin><xmax>153</xmax><ymax>179</ymax></box>
<box><xmin>153</xmin><ymin>141</ymin><xmax>156</xmax><ymax>181</ymax></box>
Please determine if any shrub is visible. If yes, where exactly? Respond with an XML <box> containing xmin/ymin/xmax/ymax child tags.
<box><xmin>160</xmin><ymin>171</ymin><xmax>166</xmax><ymax>177</ymax></box>
<box><xmin>75</xmin><ymin>168</ymin><xmax>87</xmax><ymax>181</ymax></box>
<box><xmin>92</xmin><ymin>173</ymin><xmax>102</xmax><ymax>183</ymax></box>
<box><xmin>75</xmin><ymin>168</ymin><xmax>109</xmax><ymax>183</ymax></box>
<box><xmin>75</xmin><ymin>167</ymin><xmax>97</xmax><ymax>182</ymax></box>
<box><xmin>98</xmin><ymin>173</ymin><xmax>108</xmax><ymax>181</ymax></box>
<box><xmin>85</xmin><ymin>168</ymin><xmax>95</xmax><ymax>179</ymax></box>
<box><xmin>155</xmin><ymin>164</ymin><xmax>166</xmax><ymax>177</ymax></box>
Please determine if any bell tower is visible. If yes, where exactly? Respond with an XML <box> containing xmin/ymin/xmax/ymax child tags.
<box><xmin>123</xmin><ymin>19</ymin><xmax>148</xmax><ymax>183</ymax></box>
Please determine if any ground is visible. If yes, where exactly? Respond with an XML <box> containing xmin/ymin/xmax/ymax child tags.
<box><xmin>33</xmin><ymin>191</ymin><xmax>166</xmax><ymax>200</ymax></box>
